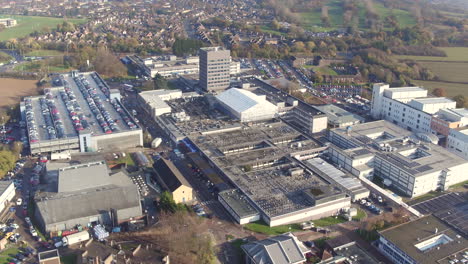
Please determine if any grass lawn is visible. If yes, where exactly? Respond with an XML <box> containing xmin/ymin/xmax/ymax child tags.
<box><xmin>0</xmin><ymin>15</ymin><xmax>86</xmax><ymax>41</ymax></box>
<box><xmin>299</xmin><ymin>0</ymin><xmax>343</xmax><ymax>32</ymax></box>
<box><xmin>0</xmin><ymin>51</ymin><xmax>12</xmax><ymax>64</ymax></box>
<box><xmin>313</xmin><ymin>216</ymin><xmax>347</xmax><ymax>227</ymax></box>
<box><xmin>60</xmin><ymin>254</ymin><xmax>77</xmax><ymax>264</ymax></box>
<box><xmin>304</xmin><ymin>65</ymin><xmax>337</xmax><ymax>75</ymax></box>
<box><xmin>14</xmin><ymin>60</ymin><xmax>72</xmax><ymax>73</ymax></box>
<box><xmin>449</xmin><ymin>180</ymin><xmax>468</xmax><ymax>189</ymax></box>
<box><xmin>352</xmin><ymin>209</ymin><xmax>367</xmax><ymax>221</ymax></box>
<box><xmin>259</xmin><ymin>25</ymin><xmax>286</xmax><ymax>36</ymax></box>
<box><xmin>411</xmin><ymin>80</ymin><xmax>468</xmax><ymax>97</ymax></box>
<box><xmin>407</xmin><ymin>191</ymin><xmax>444</xmax><ymax>206</ymax></box>
<box><xmin>25</xmin><ymin>49</ymin><xmax>65</xmax><ymax>57</ymax></box>
<box><xmin>114</xmin><ymin>153</ymin><xmax>135</xmax><ymax>166</ymax></box>
<box><xmin>244</xmin><ymin>220</ymin><xmax>302</xmax><ymax>235</ymax></box>
<box><xmin>0</xmin><ymin>246</ymin><xmax>21</xmax><ymax>264</ymax></box>
<box><xmin>373</xmin><ymin>1</ymin><xmax>416</xmax><ymax>28</ymax></box>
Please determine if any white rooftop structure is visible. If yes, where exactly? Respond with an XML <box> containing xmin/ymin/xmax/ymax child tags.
<box><xmin>303</xmin><ymin>158</ymin><xmax>369</xmax><ymax>201</ymax></box>
<box><xmin>216</xmin><ymin>88</ymin><xmax>278</xmax><ymax>122</ymax></box>
<box><xmin>138</xmin><ymin>89</ymin><xmax>182</xmax><ymax>118</ymax></box>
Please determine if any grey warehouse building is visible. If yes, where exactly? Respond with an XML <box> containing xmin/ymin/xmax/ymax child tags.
<box><xmin>35</xmin><ymin>161</ymin><xmax>142</xmax><ymax>233</ymax></box>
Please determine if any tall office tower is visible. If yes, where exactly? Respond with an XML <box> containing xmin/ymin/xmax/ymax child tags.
<box><xmin>199</xmin><ymin>47</ymin><xmax>231</xmax><ymax>92</ymax></box>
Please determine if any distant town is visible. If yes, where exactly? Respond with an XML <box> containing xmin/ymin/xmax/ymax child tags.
<box><xmin>0</xmin><ymin>0</ymin><xmax>467</xmax><ymax>264</ymax></box>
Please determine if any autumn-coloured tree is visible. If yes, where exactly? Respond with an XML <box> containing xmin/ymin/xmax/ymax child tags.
<box><xmin>432</xmin><ymin>87</ymin><xmax>447</xmax><ymax>97</ymax></box>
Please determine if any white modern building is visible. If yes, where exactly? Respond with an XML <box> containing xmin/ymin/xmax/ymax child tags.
<box><xmin>370</xmin><ymin>84</ymin><xmax>456</xmax><ymax>134</ymax></box>
<box><xmin>328</xmin><ymin>121</ymin><xmax>468</xmax><ymax>197</ymax></box>
<box><xmin>447</xmin><ymin>127</ymin><xmax>468</xmax><ymax>160</ymax></box>
<box><xmin>0</xmin><ymin>18</ymin><xmax>16</xmax><ymax>28</ymax></box>
<box><xmin>138</xmin><ymin>89</ymin><xmax>182</xmax><ymax>118</ymax></box>
<box><xmin>0</xmin><ymin>181</ymin><xmax>15</xmax><ymax>214</ymax></box>
<box><xmin>216</xmin><ymin>88</ymin><xmax>278</xmax><ymax>122</ymax></box>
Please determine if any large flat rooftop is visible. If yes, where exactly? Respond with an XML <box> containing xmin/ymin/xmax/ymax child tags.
<box><xmin>189</xmin><ymin>121</ymin><xmax>338</xmax><ymax>218</ymax></box>
<box><xmin>379</xmin><ymin>215</ymin><xmax>468</xmax><ymax>264</ymax></box>
<box><xmin>159</xmin><ymin>96</ymin><xmax>241</xmax><ymax>136</ymax></box>
<box><xmin>330</xmin><ymin>121</ymin><xmax>467</xmax><ymax>176</ymax></box>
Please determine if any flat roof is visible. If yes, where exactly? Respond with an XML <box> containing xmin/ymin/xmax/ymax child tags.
<box><xmin>387</xmin><ymin>87</ymin><xmax>426</xmax><ymax>92</ymax></box>
<box><xmin>303</xmin><ymin>158</ymin><xmax>368</xmax><ymax>194</ymax></box>
<box><xmin>379</xmin><ymin>215</ymin><xmax>468</xmax><ymax>264</ymax></box>
<box><xmin>38</xmin><ymin>249</ymin><xmax>60</xmax><ymax>260</ymax></box>
<box><xmin>216</xmin><ymin>88</ymin><xmax>277</xmax><ymax>114</ymax></box>
<box><xmin>313</xmin><ymin>104</ymin><xmax>364</xmax><ymax>125</ymax></box>
<box><xmin>333</xmin><ymin>241</ymin><xmax>380</xmax><ymax>263</ymax></box>
<box><xmin>246</xmin><ymin>78</ymin><xmax>323</xmax><ymax>116</ymax></box>
<box><xmin>189</xmin><ymin>121</ymin><xmax>337</xmax><ymax>218</ymax></box>
<box><xmin>219</xmin><ymin>189</ymin><xmax>259</xmax><ymax>218</ymax></box>
<box><xmin>412</xmin><ymin>97</ymin><xmax>455</xmax><ymax>104</ymax></box>
<box><xmin>330</xmin><ymin>121</ymin><xmax>467</xmax><ymax>176</ymax></box>
<box><xmin>0</xmin><ymin>181</ymin><xmax>13</xmax><ymax>194</ymax></box>
<box><xmin>412</xmin><ymin>192</ymin><xmax>466</xmax><ymax>215</ymax></box>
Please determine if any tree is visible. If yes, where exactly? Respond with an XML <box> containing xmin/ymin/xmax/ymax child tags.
<box><xmin>153</xmin><ymin>74</ymin><xmax>168</xmax><ymax>90</ymax></box>
<box><xmin>92</xmin><ymin>48</ymin><xmax>127</xmax><ymax>77</ymax></box>
<box><xmin>453</xmin><ymin>95</ymin><xmax>468</xmax><ymax>108</ymax></box>
<box><xmin>159</xmin><ymin>191</ymin><xmax>178</xmax><ymax>213</ymax></box>
<box><xmin>172</xmin><ymin>38</ymin><xmax>204</xmax><ymax>56</ymax></box>
<box><xmin>292</xmin><ymin>41</ymin><xmax>305</xmax><ymax>52</ymax></box>
<box><xmin>432</xmin><ymin>88</ymin><xmax>447</xmax><ymax>97</ymax></box>
<box><xmin>271</xmin><ymin>19</ymin><xmax>280</xmax><ymax>31</ymax></box>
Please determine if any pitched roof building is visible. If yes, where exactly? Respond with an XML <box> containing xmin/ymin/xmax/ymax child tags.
<box><xmin>153</xmin><ymin>158</ymin><xmax>193</xmax><ymax>204</ymax></box>
<box><xmin>35</xmin><ymin>161</ymin><xmax>142</xmax><ymax>232</ymax></box>
<box><xmin>241</xmin><ymin>233</ymin><xmax>310</xmax><ymax>264</ymax></box>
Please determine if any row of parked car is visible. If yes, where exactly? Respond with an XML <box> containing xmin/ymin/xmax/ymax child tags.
<box><xmin>111</xmin><ymin>99</ymin><xmax>138</xmax><ymax>130</ymax></box>
<box><xmin>91</xmin><ymin>72</ymin><xmax>110</xmax><ymax>97</ymax></box>
<box><xmin>39</xmin><ymin>96</ymin><xmax>61</xmax><ymax>140</ymax></box>
<box><xmin>73</xmin><ymin>75</ymin><xmax>116</xmax><ymax>134</ymax></box>
<box><xmin>24</xmin><ymin>98</ymin><xmax>39</xmax><ymax>143</ymax></box>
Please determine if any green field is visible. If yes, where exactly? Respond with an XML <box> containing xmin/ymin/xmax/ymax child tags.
<box><xmin>297</xmin><ymin>0</ymin><xmax>415</xmax><ymax>32</ymax></box>
<box><xmin>304</xmin><ymin>65</ymin><xmax>337</xmax><ymax>75</ymax></box>
<box><xmin>412</xmin><ymin>80</ymin><xmax>468</xmax><ymax>97</ymax></box>
<box><xmin>14</xmin><ymin>60</ymin><xmax>72</xmax><ymax>73</ymax></box>
<box><xmin>420</xmin><ymin>61</ymin><xmax>468</xmax><ymax>83</ymax></box>
<box><xmin>25</xmin><ymin>49</ymin><xmax>64</xmax><ymax>57</ymax></box>
<box><xmin>395</xmin><ymin>47</ymin><xmax>468</xmax><ymax>62</ymax></box>
<box><xmin>259</xmin><ymin>25</ymin><xmax>286</xmax><ymax>36</ymax></box>
<box><xmin>0</xmin><ymin>15</ymin><xmax>86</xmax><ymax>41</ymax></box>
<box><xmin>394</xmin><ymin>47</ymin><xmax>468</xmax><ymax>97</ymax></box>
